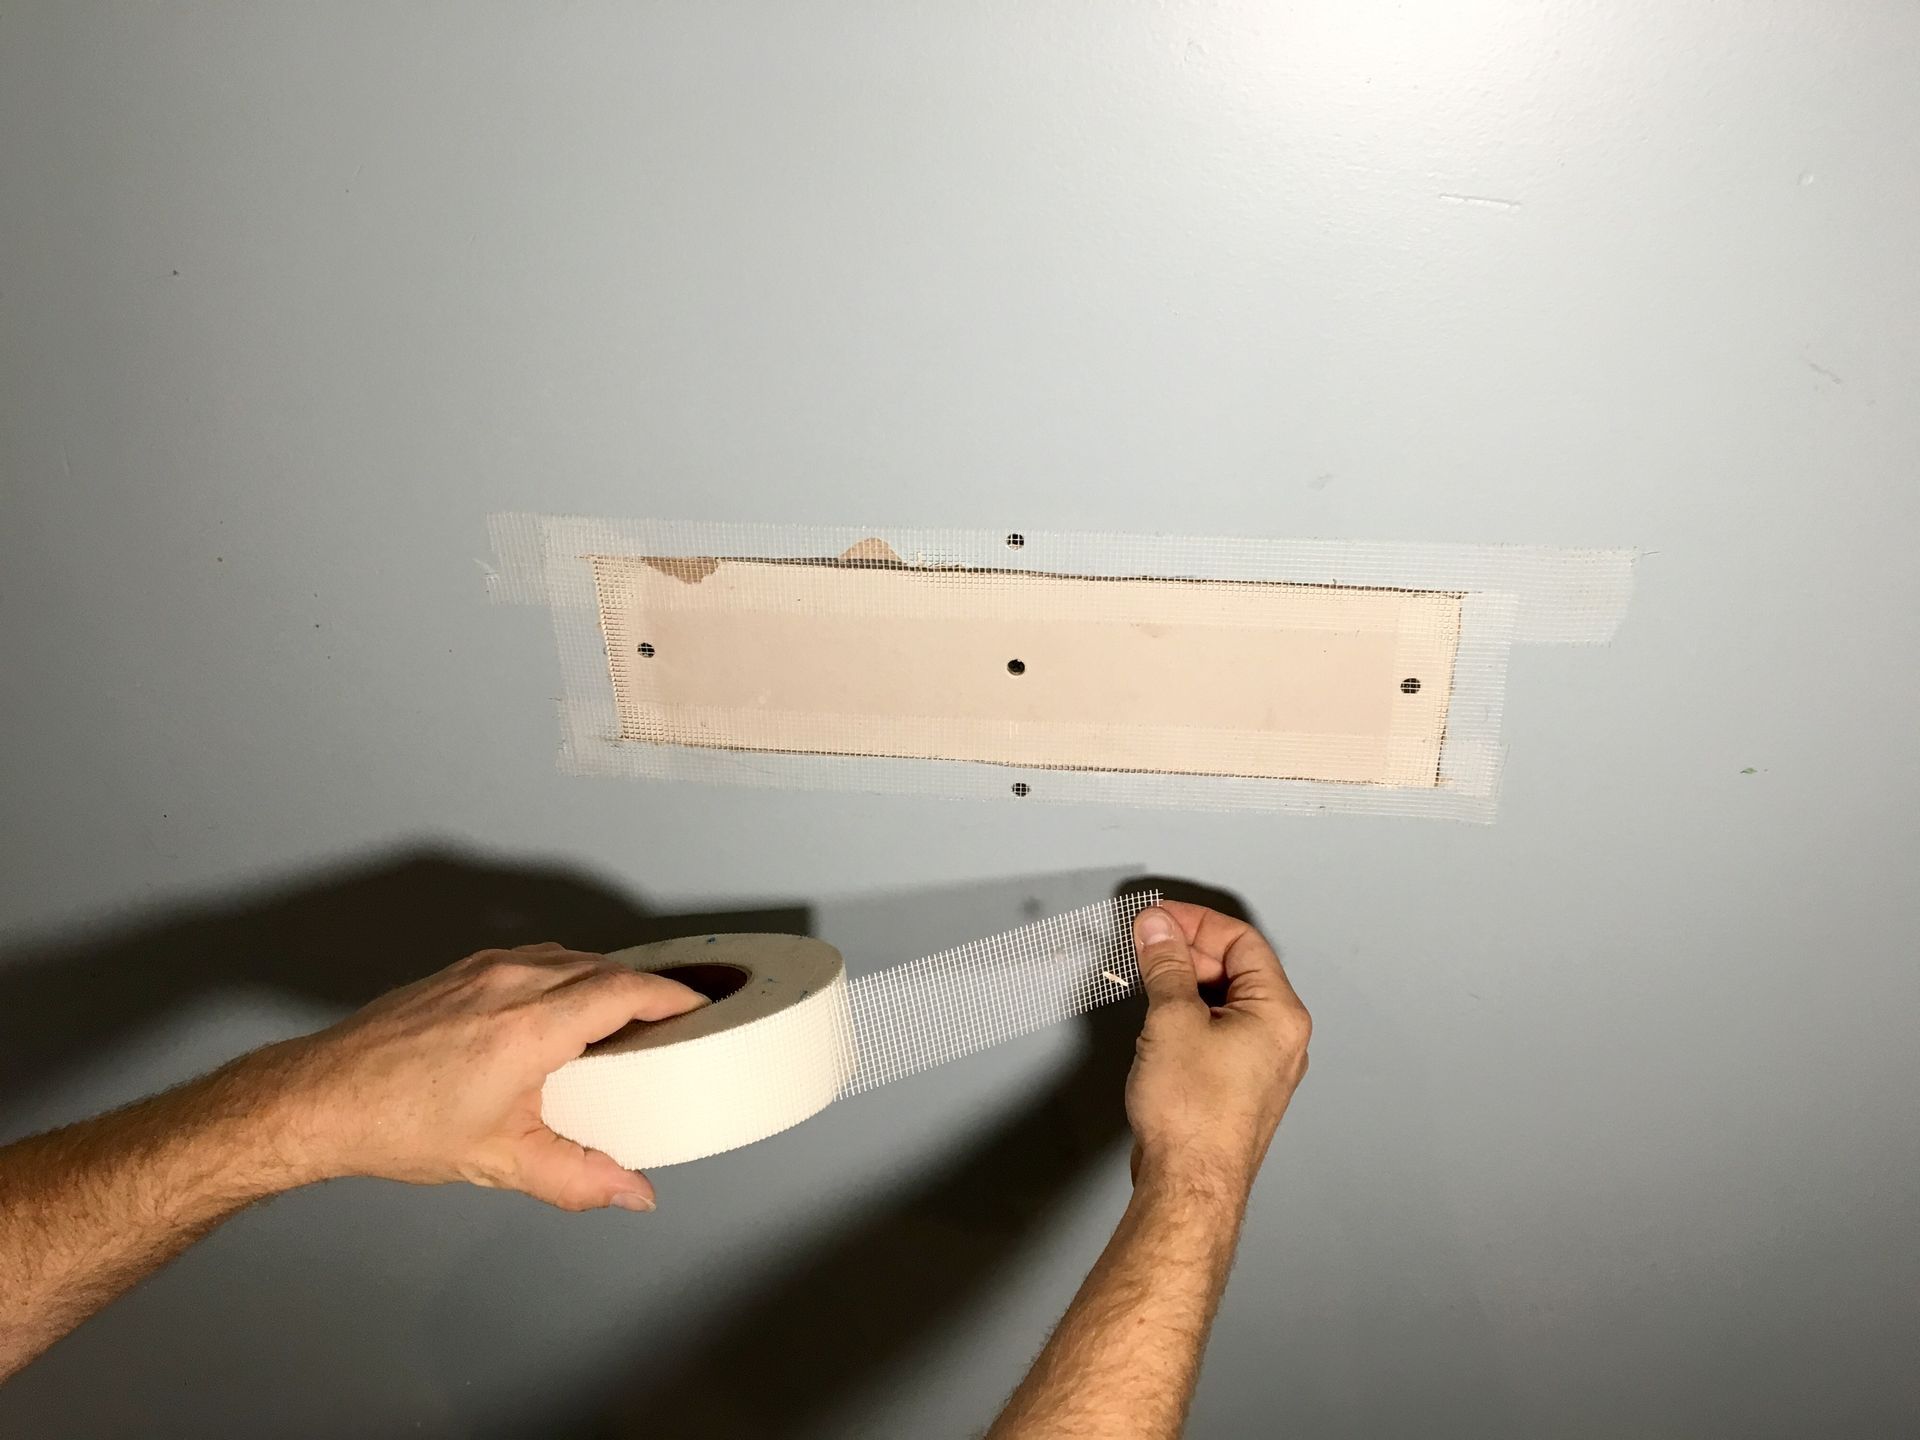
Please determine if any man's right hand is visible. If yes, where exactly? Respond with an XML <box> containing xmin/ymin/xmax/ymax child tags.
<box><xmin>1125</xmin><ymin>903</ymin><xmax>1311</xmax><ymax>1196</ymax></box>
<box><xmin>987</xmin><ymin>901</ymin><xmax>1311</xmax><ymax>1437</ymax></box>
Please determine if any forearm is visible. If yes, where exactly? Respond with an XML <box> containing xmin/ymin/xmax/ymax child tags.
<box><xmin>0</xmin><ymin>1044</ymin><xmax>317</xmax><ymax>1381</ymax></box>
<box><xmin>0</xmin><ymin>943</ymin><xmax>706</xmax><ymax>1381</ymax></box>
<box><xmin>987</xmin><ymin>1159</ymin><xmax>1249</xmax><ymax>1440</ymax></box>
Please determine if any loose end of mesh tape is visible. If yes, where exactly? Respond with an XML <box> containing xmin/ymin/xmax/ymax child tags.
<box><xmin>844</xmin><ymin>888</ymin><xmax>1159</xmax><ymax>1094</ymax></box>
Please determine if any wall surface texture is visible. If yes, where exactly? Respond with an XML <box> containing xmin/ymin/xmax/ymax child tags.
<box><xmin>3</xmin><ymin>3</ymin><xmax>1916</xmax><ymax>1436</ymax></box>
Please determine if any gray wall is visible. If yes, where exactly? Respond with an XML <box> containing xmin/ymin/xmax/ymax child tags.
<box><xmin>3</xmin><ymin>2</ymin><xmax>1916</xmax><ymax>1435</ymax></box>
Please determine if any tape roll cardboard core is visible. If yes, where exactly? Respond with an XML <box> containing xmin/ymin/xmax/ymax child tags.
<box><xmin>653</xmin><ymin>962</ymin><xmax>751</xmax><ymax>1003</ymax></box>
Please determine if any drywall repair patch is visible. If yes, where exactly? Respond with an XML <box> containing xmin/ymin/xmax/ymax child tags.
<box><xmin>591</xmin><ymin>554</ymin><xmax>1461</xmax><ymax>787</ymax></box>
<box><xmin>486</xmin><ymin>515</ymin><xmax>1636</xmax><ymax>821</ymax></box>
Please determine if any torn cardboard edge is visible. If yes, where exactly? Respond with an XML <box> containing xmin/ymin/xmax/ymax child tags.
<box><xmin>489</xmin><ymin>514</ymin><xmax>1634</xmax><ymax>644</ymax></box>
<box><xmin>486</xmin><ymin>514</ymin><xmax>1629</xmax><ymax>821</ymax></box>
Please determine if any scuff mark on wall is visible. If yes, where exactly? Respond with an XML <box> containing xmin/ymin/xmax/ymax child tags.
<box><xmin>1438</xmin><ymin>192</ymin><xmax>1523</xmax><ymax>210</ymax></box>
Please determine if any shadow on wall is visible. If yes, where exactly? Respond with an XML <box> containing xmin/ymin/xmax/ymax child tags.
<box><xmin>557</xmin><ymin>875</ymin><xmax>1252</xmax><ymax>1440</ymax></box>
<box><xmin>0</xmin><ymin>848</ymin><xmax>810</xmax><ymax>1124</ymax></box>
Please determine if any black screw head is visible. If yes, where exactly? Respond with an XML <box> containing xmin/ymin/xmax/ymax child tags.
<box><xmin>1400</xmin><ymin>676</ymin><xmax>1420</xmax><ymax>694</ymax></box>
<box><xmin>1007</xmin><ymin>658</ymin><xmax>1026</xmax><ymax>675</ymax></box>
<box><xmin>1011</xmin><ymin>782</ymin><xmax>1031</xmax><ymax>797</ymax></box>
<box><xmin>638</xmin><ymin>643</ymin><xmax>656</xmax><ymax>658</ymax></box>
<box><xmin>1006</xmin><ymin>533</ymin><xmax>1025</xmax><ymax>549</ymax></box>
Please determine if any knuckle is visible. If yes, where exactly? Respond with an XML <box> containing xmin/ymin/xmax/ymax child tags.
<box><xmin>1290</xmin><ymin>1005</ymin><xmax>1314</xmax><ymax>1046</ymax></box>
<box><xmin>553</xmin><ymin>958</ymin><xmax>615</xmax><ymax>986</ymax></box>
<box><xmin>475</xmin><ymin>958</ymin><xmax>532</xmax><ymax>990</ymax></box>
<box><xmin>566</xmin><ymin>966</ymin><xmax>632</xmax><ymax>1002</ymax></box>
<box><xmin>1270</xmin><ymin>1019</ymin><xmax>1310</xmax><ymax>1059</ymax></box>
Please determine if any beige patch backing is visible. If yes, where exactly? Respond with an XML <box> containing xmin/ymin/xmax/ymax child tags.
<box><xmin>590</xmin><ymin>556</ymin><xmax>1461</xmax><ymax>787</ymax></box>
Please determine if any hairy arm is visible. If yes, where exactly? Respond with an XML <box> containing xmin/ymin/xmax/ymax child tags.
<box><xmin>0</xmin><ymin>944</ymin><xmax>704</xmax><ymax>1382</ymax></box>
<box><xmin>0</xmin><ymin>1048</ymin><xmax>318</xmax><ymax>1380</ymax></box>
<box><xmin>988</xmin><ymin>903</ymin><xmax>1311</xmax><ymax>1440</ymax></box>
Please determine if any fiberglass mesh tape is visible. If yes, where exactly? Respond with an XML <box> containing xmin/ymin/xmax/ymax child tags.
<box><xmin>541</xmin><ymin>891</ymin><xmax>1156</xmax><ymax>1168</ymax></box>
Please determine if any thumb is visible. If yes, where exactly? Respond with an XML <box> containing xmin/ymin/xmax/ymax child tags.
<box><xmin>509</xmin><ymin>1129</ymin><xmax>657</xmax><ymax>1213</ymax></box>
<box><xmin>1134</xmin><ymin>907</ymin><xmax>1204</xmax><ymax>1016</ymax></box>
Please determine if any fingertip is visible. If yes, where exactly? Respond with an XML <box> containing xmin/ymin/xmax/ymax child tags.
<box><xmin>1134</xmin><ymin>906</ymin><xmax>1180</xmax><ymax>947</ymax></box>
<box><xmin>607</xmin><ymin>1160</ymin><xmax>656</xmax><ymax>1211</ymax></box>
<box><xmin>610</xmin><ymin>1191</ymin><xmax>655</xmax><ymax>1212</ymax></box>
<box><xmin>1133</xmin><ymin>908</ymin><xmax>1206</xmax><ymax>1011</ymax></box>
<box><xmin>636</xmin><ymin>970</ymin><xmax>712</xmax><ymax>1018</ymax></box>
<box><xmin>1190</xmin><ymin>951</ymin><xmax>1228</xmax><ymax>986</ymax></box>
<box><xmin>579</xmin><ymin>1157</ymin><xmax>654</xmax><ymax>1212</ymax></box>
<box><xmin>1154</xmin><ymin>900</ymin><xmax>1211</xmax><ymax>936</ymax></box>
<box><xmin>515</xmin><ymin>1132</ymin><xmax>659</xmax><ymax>1213</ymax></box>
<box><xmin>582</xmin><ymin>1144</ymin><xmax>648</xmax><ymax>1187</ymax></box>
<box><xmin>1223</xmin><ymin>925</ymin><xmax>1284</xmax><ymax>976</ymax></box>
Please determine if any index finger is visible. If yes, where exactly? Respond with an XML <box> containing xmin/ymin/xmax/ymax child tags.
<box><xmin>1219</xmin><ymin>924</ymin><xmax>1303</xmax><ymax>1011</ymax></box>
<box><xmin>544</xmin><ymin>969</ymin><xmax>710</xmax><ymax>1058</ymax></box>
<box><xmin>1149</xmin><ymin>901</ymin><xmax>1236</xmax><ymax>985</ymax></box>
<box><xmin>1155</xmin><ymin>901</ymin><xmax>1299</xmax><ymax>1010</ymax></box>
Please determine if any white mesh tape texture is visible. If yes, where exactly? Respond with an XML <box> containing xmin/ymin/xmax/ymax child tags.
<box><xmin>486</xmin><ymin>514</ymin><xmax>1633</xmax><ymax>822</ymax></box>
<box><xmin>846</xmin><ymin>889</ymin><xmax>1156</xmax><ymax>1094</ymax></box>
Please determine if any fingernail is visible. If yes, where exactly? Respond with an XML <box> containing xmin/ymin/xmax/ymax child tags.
<box><xmin>611</xmin><ymin>1191</ymin><xmax>655</xmax><ymax>1212</ymax></box>
<box><xmin>1135</xmin><ymin>908</ymin><xmax>1176</xmax><ymax>944</ymax></box>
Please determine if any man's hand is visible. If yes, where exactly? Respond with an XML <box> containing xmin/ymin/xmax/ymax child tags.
<box><xmin>0</xmin><ymin>942</ymin><xmax>705</xmax><ymax>1382</ymax></box>
<box><xmin>989</xmin><ymin>901</ymin><xmax>1309</xmax><ymax>1440</ymax></box>
<box><xmin>1126</xmin><ymin>902</ymin><xmax>1311</xmax><ymax>1197</ymax></box>
<box><xmin>263</xmin><ymin>943</ymin><xmax>708</xmax><ymax>1212</ymax></box>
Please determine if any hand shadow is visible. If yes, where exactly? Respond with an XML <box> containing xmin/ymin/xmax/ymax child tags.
<box><xmin>562</xmin><ymin>874</ymin><xmax>1255</xmax><ymax>1440</ymax></box>
<box><xmin>0</xmin><ymin>846</ymin><xmax>808</xmax><ymax>1119</ymax></box>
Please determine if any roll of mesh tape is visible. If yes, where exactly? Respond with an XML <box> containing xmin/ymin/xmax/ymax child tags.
<box><xmin>542</xmin><ymin>892</ymin><xmax>1156</xmax><ymax>1168</ymax></box>
<box><xmin>541</xmin><ymin>933</ymin><xmax>855</xmax><ymax>1169</ymax></box>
